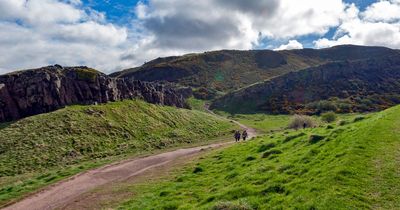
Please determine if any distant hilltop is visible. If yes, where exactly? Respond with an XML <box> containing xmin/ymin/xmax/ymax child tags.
<box><xmin>112</xmin><ymin>45</ymin><xmax>399</xmax><ymax>99</ymax></box>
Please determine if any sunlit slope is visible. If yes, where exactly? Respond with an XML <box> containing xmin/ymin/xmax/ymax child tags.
<box><xmin>0</xmin><ymin>99</ymin><xmax>235</xmax><ymax>177</ymax></box>
<box><xmin>121</xmin><ymin>105</ymin><xmax>400</xmax><ymax>209</ymax></box>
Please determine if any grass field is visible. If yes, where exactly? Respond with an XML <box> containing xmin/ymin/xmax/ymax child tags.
<box><xmin>119</xmin><ymin>105</ymin><xmax>400</xmax><ymax>209</ymax></box>
<box><xmin>225</xmin><ymin>112</ymin><xmax>358</xmax><ymax>134</ymax></box>
<box><xmin>0</xmin><ymin>100</ymin><xmax>236</xmax><ymax>207</ymax></box>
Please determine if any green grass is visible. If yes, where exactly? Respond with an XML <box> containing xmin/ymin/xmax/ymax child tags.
<box><xmin>230</xmin><ymin>114</ymin><xmax>291</xmax><ymax>133</ymax></box>
<box><xmin>119</xmin><ymin>105</ymin><xmax>400</xmax><ymax>209</ymax></box>
<box><xmin>0</xmin><ymin>99</ymin><xmax>236</xmax><ymax>206</ymax></box>
<box><xmin>186</xmin><ymin>97</ymin><xmax>208</xmax><ymax>112</ymax></box>
<box><xmin>224</xmin><ymin>113</ymin><xmax>357</xmax><ymax>134</ymax></box>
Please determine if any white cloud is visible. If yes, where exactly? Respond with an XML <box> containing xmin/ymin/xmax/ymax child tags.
<box><xmin>314</xmin><ymin>1</ymin><xmax>400</xmax><ymax>49</ymax></box>
<box><xmin>1</xmin><ymin>0</ymin><xmax>400</xmax><ymax>75</ymax></box>
<box><xmin>362</xmin><ymin>0</ymin><xmax>400</xmax><ymax>22</ymax></box>
<box><xmin>0</xmin><ymin>0</ymin><xmax>82</xmax><ymax>24</ymax></box>
<box><xmin>124</xmin><ymin>0</ymin><xmax>348</xmax><ymax>66</ymax></box>
<box><xmin>274</xmin><ymin>40</ymin><xmax>304</xmax><ymax>51</ymax></box>
<box><xmin>0</xmin><ymin>0</ymin><xmax>132</xmax><ymax>74</ymax></box>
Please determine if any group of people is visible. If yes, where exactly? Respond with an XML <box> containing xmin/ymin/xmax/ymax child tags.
<box><xmin>234</xmin><ymin>130</ymin><xmax>248</xmax><ymax>142</ymax></box>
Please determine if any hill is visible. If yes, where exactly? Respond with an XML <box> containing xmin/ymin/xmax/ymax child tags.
<box><xmin>111</xmin><ymin>45</ymin><xmax>398</xmax><ymax>98</ymax></box>
<box><xmin>211</xmin><ymin>55</ymin><xmax>400</xmax><ymax>114</ymax></box>
<box><xmin>0</xmin><ymin>99</ymin><xmax>235</xmax><ymax>205</ymax></box>
<box><xmin>0</xmin><ymin>65</ymin><xmax>190</xmax><ymax>123</ymax></box>
<box><xmin>119</xmin><ymin>105</ymin><xmax>400</xmax><ymax>209</ymax></box>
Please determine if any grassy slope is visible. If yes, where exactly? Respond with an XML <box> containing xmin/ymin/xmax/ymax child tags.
<box><xmin>0</xmin><ymin>100</ymin><xmax>236</xmax><ymax>206</ymax></box>
<box><xmin>120</xmin><ymin>106</ymin><xmax>400</xmax><ymax>209</ymax></box>
<box><xmin>230</xmin><ymin>114</ymin><xmax>291</xmax><ymax>134</ymax></box>
<box><xmin>186</xmin><ymin>97</ymin><xmax>208</xmax><ymax>112</ymax></box>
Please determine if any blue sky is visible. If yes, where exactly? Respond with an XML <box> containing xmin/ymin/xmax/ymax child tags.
<box><xmin>0</xmin><ymin>0</ymin><xmax>400</xmax><ymax>74</ymax></box>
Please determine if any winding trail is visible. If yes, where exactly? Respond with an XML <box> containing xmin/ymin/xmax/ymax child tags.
<box><xmin>3</xmin><ymin>108</ymin><xmax>257</xmax><ymax>210</ymax></box>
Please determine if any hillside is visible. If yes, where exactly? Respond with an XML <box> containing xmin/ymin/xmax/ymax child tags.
<box><xmin>0</xmin><ymin>65</ymin><xmax>190</xmax><ymax>123</ymax></box>
<box><xmin>211</xmin><ymin>55</ymin><xmax>400</xmax><ymax>114</ymax></box>
<box><xmin>119</xmin><ymin>105</ymin><xmax>400</xmax><ymax>209</ymax></box>
<box><xmin>0</xmin><ymin>99</ymin><xmax>235</xmax><ymax>205</ymax></box>
<box><xmin>111</xmin><ymin>45</ymin><xmax>398</xmax><ymax>97</ymax></box>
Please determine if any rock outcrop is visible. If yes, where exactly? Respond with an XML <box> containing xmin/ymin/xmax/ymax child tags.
<box><xmin>0</xmin><ymin>65</ymin><xmax>190</xmax><ymax>122</ymax></box>
<box><xmin>211</xmin><ymin>55</ymin><xmax>400</xmax><ymax>114</ymax></box>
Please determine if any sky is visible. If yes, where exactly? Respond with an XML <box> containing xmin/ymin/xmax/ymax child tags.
<box><xmin>0</xmin><ymin>0</ymin><xmax>400</xmax><ymax>74</ymax></box>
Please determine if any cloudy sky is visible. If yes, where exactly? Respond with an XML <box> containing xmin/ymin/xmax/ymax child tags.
<box><xmin>0</xmin><ymin>0</ymin><xmax>400</xmax><ymax>74</ymax></box>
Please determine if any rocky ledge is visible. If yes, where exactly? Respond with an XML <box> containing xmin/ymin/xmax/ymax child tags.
<box><xmin>0</xmin><ymin>65</ymin><xmax>191</xmax><ymax>122</ymax></box>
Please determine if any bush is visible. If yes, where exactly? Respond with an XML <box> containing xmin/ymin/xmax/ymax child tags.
<box><xmin>321</xmin><ymin>112</ymin><xmax>337</xmax><ymax>123</ymax></box>
<box><xmin>288</xmin><ymin>115</ymin><xmax>316</xmax><ymax>129</ymax></box>
<box><xmin>306</xmin><ymin>100</ymin><xmax>337</xmax><ymax>113</ymax></box>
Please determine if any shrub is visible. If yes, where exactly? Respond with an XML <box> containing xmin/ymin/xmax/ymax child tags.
<box><xmin>321</xmin><ymin>112</ymin><xmax>337</xmax><ymax>123</ymax></box>
<box><xmin>337</xmin><ymin>102</ymin><xmax>352</xmax><ymax>113</ymax></box>
<box><xmin>309</xmin><ymin>134</ymin><xmax>326</xmax><ymax>144</ymax></box>
<box><xmin>306</xmin><ymin>100</ymin><xmax>337</xmax><ymax>113</ymax></box>
<box><xmin>288</xmin><ymin>115</ymin><xmax>316</xmax><ymax>129</ymax></box>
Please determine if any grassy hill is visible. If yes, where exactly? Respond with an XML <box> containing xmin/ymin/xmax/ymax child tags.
<box><xmin>111</xmin><ymin>45</ymin><xmax>398</xmax><ymax>97</ymax></box>
<box><xmin>0</xmin><ymin>99</ymin><xmax>236</xmax><ymax>206</ymax></box>
<box><xmin>119</xmin><ymin>105</ymin><xmax>400</xmax><ymax>209</ymax></box>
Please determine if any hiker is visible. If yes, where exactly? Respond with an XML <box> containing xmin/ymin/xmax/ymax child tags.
<box><xmin>242</xmin><ymin>130</ymin><xmax>248</xmax><ymax>141</ymax></box>
<box><xmin>234</xmin><ymin>131</ymin><xmax>241</xmax><ymax>142</ymax></box>
<box><xmin>303</xmin><ymin>122</ymin><xmax>307</xmax><ymax>129</ymax></box>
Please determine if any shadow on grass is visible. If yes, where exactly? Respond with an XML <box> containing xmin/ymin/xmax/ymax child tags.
<box><xmin>0</xmin><ymin>122</ymin><xmax>13</xmax><ymax>130</ymax></box>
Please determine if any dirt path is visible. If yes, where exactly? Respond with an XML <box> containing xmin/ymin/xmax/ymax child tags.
<box><xmin>3</xmin><ymin>109</ymin><xmax>257</xmax><ymax>210</ymax></box>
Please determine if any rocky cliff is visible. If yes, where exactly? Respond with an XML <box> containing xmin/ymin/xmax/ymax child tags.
<box><xmin>0</xmin><ymin>65</ymin><xmax>190</xmax><ymax>122</ymax></box>
<box><xmin>211</xmin><ymin>55</ymin><xmax>400</xmax><ymax>114</ymax></box>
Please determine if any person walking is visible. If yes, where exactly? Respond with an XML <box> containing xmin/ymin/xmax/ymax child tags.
<box><xmin>234</xmin><ymin>131</ymin><xmax>241</xmax><ymax>142</ymax></box>
<box><xmin>242</xmin><ymin>130</ymin><xmax>248</xmax><ymax>141</ymax></box>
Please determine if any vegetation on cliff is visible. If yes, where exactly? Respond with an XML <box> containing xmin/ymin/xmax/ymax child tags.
<box><xmin>112</xmin><ymin>45</ymin><xmax>398</xmax><ymax>96</ymax></box>
<box><xmin>211</xmin><ymin>55</ymin><xmax>400</xmax><ymax>114</ymax></box>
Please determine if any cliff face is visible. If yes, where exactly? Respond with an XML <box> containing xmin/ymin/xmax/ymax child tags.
<box><xmin>0</xmin><ymin>66</ymin><xmax>190</xmax><ymax>122</ymax></box>
<box><xmin>210</xmin><ymin>55</ymin><xmax>400</xmax><ymax>114</ymax></box>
